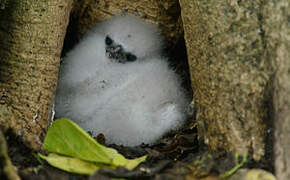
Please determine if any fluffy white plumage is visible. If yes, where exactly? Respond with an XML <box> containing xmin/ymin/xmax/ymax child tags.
<box><xmin>55</xmin><ymin>14</ymin><xmax>188</xmax><ymax>146</ymax></box>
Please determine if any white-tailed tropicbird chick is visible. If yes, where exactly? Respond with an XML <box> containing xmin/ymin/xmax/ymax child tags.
<box><xmin>55</xmin><ymin>14</ymin><xmax>189</xmax><ymax>146</ymax></box>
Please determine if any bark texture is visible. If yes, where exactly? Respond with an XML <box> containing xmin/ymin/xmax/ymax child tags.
<box><xmin>0</xmin><ymin>0</ymin><xmax>72</xmax><ymax>150</ymax></box>
<box><xmin>69</xmin><ymin>0</ymin><xmax>183</xmax><ymax>48</ymax></box>
<box><xmin>271</xmin><ymin>1</ymin><xmax>290</xmax><ymax>179</ymax></box>
<box><xmin>179</xmin><ymin>0</ymin><xmax>275</xmax><ymax>160</ymax></box>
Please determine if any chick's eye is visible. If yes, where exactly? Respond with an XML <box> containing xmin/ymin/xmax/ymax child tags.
<box><xmin>126</xmin><ymin>53</ymin><xmax>137</xmax><ymax>62</ymax></box>
<box><xmin>105</xmin><ymin>36</ymin><xmax>113</xmax><ymax>45</ymax></box>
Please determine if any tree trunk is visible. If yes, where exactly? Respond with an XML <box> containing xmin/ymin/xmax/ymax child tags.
<box><xmin>179</xmin><ymin>0</ymin><xmax>276</xmax><ymax>160</ymax></box>
<box><xmin>0</xmin><ymin>0</ymin><xmax>73</xmax><ymax>150</ymax></box>
<box><xmin>271</xmin><ymin>1</ymin><xmax>290</xmax><ymax>179</ymax></box>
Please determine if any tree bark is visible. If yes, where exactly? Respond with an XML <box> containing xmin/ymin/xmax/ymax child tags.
<box><xmin>179</xmin><ymin>0</ymin><xmax>276</xmax><ymax>160</ymax></box>
<box><xmin>0</xmin><ymin>0</ymin><xmax>73</xmax><ymax>150</ymax></box>
<box><xmin>270</xmin><ymin>1</ymin><xmax>290</xmax><ymax>179</ymax></box>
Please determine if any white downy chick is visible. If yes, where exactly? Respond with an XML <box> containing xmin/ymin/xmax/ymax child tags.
<box><xmin>55</xmin><ymin>14</ymin><xmax>189</xmax><ymax>146</ymax></box>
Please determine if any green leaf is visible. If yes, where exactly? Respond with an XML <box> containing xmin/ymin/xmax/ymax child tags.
<box><xmin>126</xmin><ymin>155</ymin><xmax>148</xmax><ymax>170</ymax></box>
<box><xmin>38</xmin><ymin>153</ymin><xmax>104</xmax><ymax>175</ymax></box>
<box><xmin>43</xmin><ymin>118</ymin><xmax>122</xmax><ymax>164</ymax></box>
<box><xmin>40</xmin><ymin>118</ymin><xmax>147</xmax><ymax>174</ymax></box>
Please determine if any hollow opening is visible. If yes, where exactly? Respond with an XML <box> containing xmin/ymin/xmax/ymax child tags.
<box><xmin>59</xmin><ymin>11</ymin><xmax>196</xmax><ymax>151</ymax></box>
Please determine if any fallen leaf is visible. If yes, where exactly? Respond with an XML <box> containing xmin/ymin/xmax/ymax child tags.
<box><xmin>43</xmin><ymin>119</ymin><xmax>118</xmax><ymax>164</ymax></box>
<box><xmin>39</xmin><ymin>119</ymin><xmax>147</xmax><ymax>175</ymax></box>
<box><xmin>38</xmin><ymin>153</ymin><xmax>102</xmax><ymax>175</ymax></box>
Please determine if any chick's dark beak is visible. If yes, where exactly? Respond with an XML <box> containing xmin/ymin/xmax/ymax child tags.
<box><xmin>105</xmin><ymin>44</ymin><xmax>128</xmax><ymax>63</ymax></box>
<box><xmin>105</xmin><ymin>36</ymin><xmax>137</xmax><ymax>63</ymax></box>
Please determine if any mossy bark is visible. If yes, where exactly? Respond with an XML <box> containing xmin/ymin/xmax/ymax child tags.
<box><xmin>67</xmin><ymin>0</ymin><xmax>183</xmax><ymax>49</ymax></box>
<box><xmin>179</xmin><ymin>0</ymin><xmax>276</xmax><ymax>160</ymax></box>
<box><xmin>270</xmin><ymin>1</ymin><xmax>290</xmax><ymax>179</ymax></box>
<box><xmin>0</xmin><ymin>0</ymin><xmax>73</xmax><ymax>150</ymax></box>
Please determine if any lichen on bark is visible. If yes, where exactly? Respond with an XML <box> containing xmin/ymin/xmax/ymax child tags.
<box><xmin>268</xmin><ymin>1</ymin><xmax>290</xmax><ymax>179</ymax></box>
<box><xmin>179</xmin><ymin>0</ymin><xmax>275</xmax><ymax>160</ymax></box>
<box><xmin>0</xmin><ymin>0</ymin><xmax>73</xmax><ymax>150</ymax></box>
